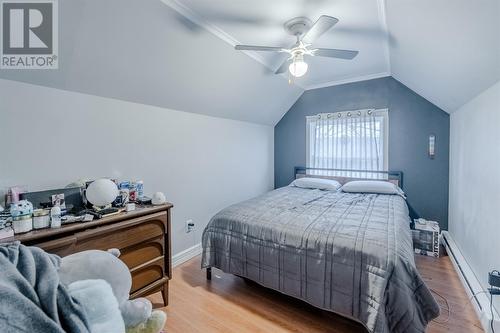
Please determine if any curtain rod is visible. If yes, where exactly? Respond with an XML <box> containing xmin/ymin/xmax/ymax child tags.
<box><xmin>306</xmin><ymin>108</ymin><xmax>388</xmax><ymax>119</ymax></box>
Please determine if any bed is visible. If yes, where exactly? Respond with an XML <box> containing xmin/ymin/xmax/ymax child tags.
<box><xmin>201</xmin><ymin>168</ymin><xmax>440</xmax><ymax>333</ymax></box>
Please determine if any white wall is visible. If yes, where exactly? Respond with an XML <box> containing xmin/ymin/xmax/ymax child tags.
<box><xmin>0</xmin><ymin>0</ymin><xmax>304</xmax><ymax>126</ymax></box>
<box><xmin>449</xmin><ymin>81</ymin><xmax>500</xmax><ymax>305</ymax></box>
<box><xmin>0</xmin><ymin>79</ymin><xmax>274</xmax><ymax>255</ymax></box>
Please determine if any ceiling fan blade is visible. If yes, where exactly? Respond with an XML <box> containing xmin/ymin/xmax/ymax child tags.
<box><xmin>275</xmin><ymin>59</ymin><xmax>289</xmax><ymax>74</ymax></box>
<box><xmin>235</xmin><ymin>45</ymin><xmax>286</xmax><ymax>52</ymax></box>
<box><xmin>313</xmin><ymin>48</ymin><xmax>359</xmax><ymax>60</ymax></box>
<box><xmin>301</xmin><ymin>15</ymin><xmax>339</xmax><ymax>44</ymax></box>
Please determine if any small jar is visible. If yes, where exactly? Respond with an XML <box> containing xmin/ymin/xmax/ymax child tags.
<box><xmin>129</xmin><ymin>182</ymin><xmax>137</xmax><ymax>202</ymax></box>
<box><xmin>33</xmin><ymin>209</ymin><xmax>50</xmax><ymax>229</ymax></box>
<box><xmin>12</xmin><ymin>214</ymin><xmax>33</xmax><ymax>234</ymax></box>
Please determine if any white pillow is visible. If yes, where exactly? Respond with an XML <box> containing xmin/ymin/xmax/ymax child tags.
<box><xmin>341</xmin><ymin>180</ymin><xmax>405</xmax><ymax>196</ymax></box>
<box><xmin>291</xmin><ymin>177</ymin><xmax>341</xmax><ymax>191</ymax></box>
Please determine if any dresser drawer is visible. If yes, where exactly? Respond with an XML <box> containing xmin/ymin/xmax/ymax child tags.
<box><xmin>36</xmin><ymin>235</ymin><xmax>77</xmax><ymax>257</ymax></box>
<box><xmin>130</xmin><ymin>256</ymin><xmax>165</xmax><ymax>293</ymax></box>
<box><xmin>19</xmin><ymin>205</ymin><xmax>172</xmax><ymax>306</ymax></box>
<box><xmin>120</xmin><ymin>237</ymin><xmax>164</xmax><ymax>270</ymax></box>
<box><xmin>74</xmin><ymin>212</ymin><xmax>166</xmax><ymax>252</ymax></box>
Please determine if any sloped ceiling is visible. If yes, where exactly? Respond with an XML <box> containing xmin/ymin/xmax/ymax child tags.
<box><xmin>0</xmin><ymin>0</ymin><xmax>498</xmax><ymax>123</ymax></box>
<box><xmin>0</xmin><ymin>0</ymin><xmax>303</xmax><ymax>125</ymax></box>
<box><xmin>386</xmin><ymin>0</ymin><xmax>500</xmax><ymax>113</ymax></box>
<box><xmin>166</xmin><ymin>0</ymin><xmax>391</xmax><ymax>90</ymax></box>
<box><xmin>162</xmin><ymin>0</ymin><xmax>499</xmax><ymax>113</ymax></box>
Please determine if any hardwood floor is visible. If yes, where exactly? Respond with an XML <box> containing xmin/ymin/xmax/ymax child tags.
<box><xmin>148</xmin><ymin>252</ymin><xmax>483</xmax><ymax>333</ymax></box>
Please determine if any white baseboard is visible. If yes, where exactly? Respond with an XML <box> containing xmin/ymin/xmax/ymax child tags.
<box><xmin>441</xmin><ymin>231</ymin><xmax>500</xmax><ymax>332</ymax></box>
<box><xmin>172</xmin><ymin>242</ymin><xmax>202</xmax><ymax>268</ymax></box>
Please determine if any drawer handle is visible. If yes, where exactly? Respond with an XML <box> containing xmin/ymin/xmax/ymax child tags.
<box><xmin>77</xmin><ymin>213</ymin><xmax>165</xmax><ymax>241</ymax></box>
<box><xmin>37</xmin><ymin>236</ymin><xmax>76</xmax><ymax>250</ymax></box>
<box><xmin>130</xmin><ymin>255</ymin><xmax>164</xmax><ymax>273</ymax></box>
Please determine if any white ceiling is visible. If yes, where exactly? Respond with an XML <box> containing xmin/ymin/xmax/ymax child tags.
<box><xmin>166</xmin><ymin>0</ymin><xmax>391</xmax><ymax>89</ymax></box>
<box><xmin>163</xmin><ymin>0</ymin><xmax>500</xmax><ymax>113</ymax></box>
<box><xmin>386</xmin><ymin>0</ymin><xmax>500</xmax><ymax>113</ymax></box>
<box><xmin>0</xmin><ymin>0</ymin><xmax>303</xmax><ymax>125</ymax></box>
<box><xmin>0</xmin><ymin>0</ymin><xmax>498</xmax><ymax>124</ymax></box>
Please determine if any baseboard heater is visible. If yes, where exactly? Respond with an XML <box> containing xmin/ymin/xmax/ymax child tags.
<box><xmin>441</xmin><ymin>231</ymin><xmax>500</xmax><ymax>332</ymax></box>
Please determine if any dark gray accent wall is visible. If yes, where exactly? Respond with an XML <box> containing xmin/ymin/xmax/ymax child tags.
<box><xmin>274</xmin><ymin>76</ymin><xmax>450</xmax><ymax>229</ymax></box>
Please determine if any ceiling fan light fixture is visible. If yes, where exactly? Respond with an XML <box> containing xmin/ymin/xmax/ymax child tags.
<box><xmin>233</xmin><ymin>16</ymin><xmax>358</xmax><ymax>79</ymax></box>
<box><xmin>289</xmin><ymin>54</ymin><xmax>308</xmax><ymax>77</ymax></box>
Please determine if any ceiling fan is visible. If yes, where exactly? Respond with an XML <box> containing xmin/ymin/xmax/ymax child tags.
<box><xmin>235</xmin><ymin>16</ymin><xmax>359</xmax><ymax>78</ymax></box>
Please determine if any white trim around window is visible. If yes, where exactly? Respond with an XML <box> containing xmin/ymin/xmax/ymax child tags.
<box><xmin>305</xmin><ymin>108</ymin><xmax>389</xmax><ymax>172</ymax></box>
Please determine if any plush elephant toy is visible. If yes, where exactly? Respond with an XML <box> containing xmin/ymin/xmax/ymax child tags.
<box><xmin>58</xmin><ymin>249</ymin><xmax>166</xmax><ymax>333</ymax></box>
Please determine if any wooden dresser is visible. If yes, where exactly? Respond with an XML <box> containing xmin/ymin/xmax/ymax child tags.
<box><xmin>11</xmin><ymin>204</ymin><xmax>173</xmax><ymax>306</ymax></box>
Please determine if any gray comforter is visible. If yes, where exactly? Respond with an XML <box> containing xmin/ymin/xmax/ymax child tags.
<box><xmin>202</xmin><ymin>186</ymin><xmax>440</xmax><ymax>333</ymax></box>
<box><xmin>0</xmin><ymin>241</ymin><xmax>90</xmax><ymax>333</ymax></box>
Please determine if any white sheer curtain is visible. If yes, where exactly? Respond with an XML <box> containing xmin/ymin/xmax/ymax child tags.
<box><xmin>306</xmin><ymin>109</ymin><xmax>388</xmax><ymax>176</ymax></box>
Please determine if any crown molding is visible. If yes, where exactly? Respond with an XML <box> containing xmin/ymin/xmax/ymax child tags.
<box><xmin>161</xmin><ymin>0</ymin><xmax>270</xmax><ymax>69</ymax></box>
<box><xmin>161</xmin><ymin>0</ymin><xmax>387</xmax><ymax>92</ymax></box>
<box><xmin>304</xmin><ymin>72</ymin><xmax>391</xmax><ymax>91</ymax></box>
<box><xmin>376</xmin><ymin>0</ymin><xmax>391</xmax><ymax>73</ymax></box>
<box><xmin>160</xmin><ymin>0</ymin><xmax>307</xmax><ymax>89</ymax></box>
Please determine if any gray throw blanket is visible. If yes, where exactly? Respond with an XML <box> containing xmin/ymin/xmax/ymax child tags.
<box><xmin>202</xmin><ymin>187</ymin><xmax>440</xmax><ymax>333</ymax></box>
<box><xmin>0</xmin><ymin>241</ymin><xmax>90</xmax><ymax>333</ymax></box>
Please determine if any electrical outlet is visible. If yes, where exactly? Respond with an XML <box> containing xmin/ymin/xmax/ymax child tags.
<box><xmin>185</xmin><ymin>219</ymin><xmax>195</xmax><ymax>233</ymax></box>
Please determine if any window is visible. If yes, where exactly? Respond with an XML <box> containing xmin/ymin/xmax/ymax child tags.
<box><xmin>306</xmin><ymin>109</ymin><xmax>388</xmax><ymax>175</ymax></box>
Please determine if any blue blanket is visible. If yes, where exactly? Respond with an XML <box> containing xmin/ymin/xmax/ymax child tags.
<box><xmin>0</xmin><ymin>241</ymin><xmax>90</xmax><ymax>333</ymax></box>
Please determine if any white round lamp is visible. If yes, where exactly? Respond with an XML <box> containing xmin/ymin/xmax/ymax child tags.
<box><xmin>289</xmin><ymin>54</ymin><xmax>308</xmax><ymax>77</ymax></box>
<box><xmin>86</xmin><ymin>178</ymin><xmax>118</xmax><ymax>208</ymax></box>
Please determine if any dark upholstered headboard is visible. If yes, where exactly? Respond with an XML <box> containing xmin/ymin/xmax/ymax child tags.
<box><xmin>294</xmin><ymin>167</ymin><xmax>404</xmax><ymax>190</ymax></box>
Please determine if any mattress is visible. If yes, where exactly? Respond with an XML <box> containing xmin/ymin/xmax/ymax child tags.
<box><xmin>202</xmin><ymin>186</ymin><xmax>440</xmax><ymax>333</ymax></box>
